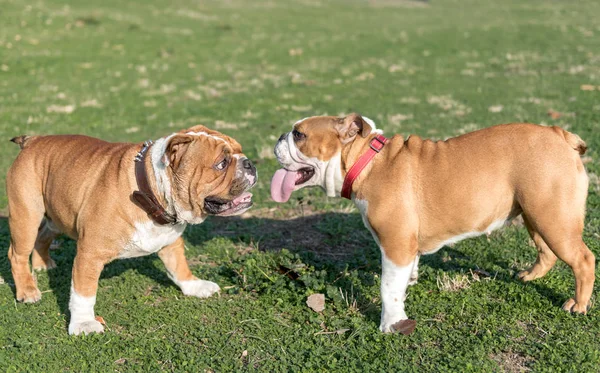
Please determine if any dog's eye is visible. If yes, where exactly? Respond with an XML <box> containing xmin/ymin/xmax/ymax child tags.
<box><xmin>214</xmin><ymin>158</ymin><xmax>229</xmax><ymax>171</ymax></box>
<box><xmin>293</xmin><ymin>130</ymin><xmax>306</xmax><ymax>141</ymax></box>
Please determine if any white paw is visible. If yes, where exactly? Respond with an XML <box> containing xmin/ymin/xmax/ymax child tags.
<box><xmin>179</xmin><ymin>279</ymin><xmax>220</xmax><ymax>298</ymax></box>
<box><xmin>68</xmin><ymin>320</ymin><xmax>104</xmax><ymax>336</ymax></box>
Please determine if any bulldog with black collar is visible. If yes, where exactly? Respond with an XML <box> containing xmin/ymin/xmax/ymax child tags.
<box><xmin>7</xmin><ymin>125</ymin><xmax>256</xmax><ymax>335</ymax></box>
<box><xmin>271</xmin><ymin>114</ymin><xmax>594</xmax><ymax>333</ymax></box>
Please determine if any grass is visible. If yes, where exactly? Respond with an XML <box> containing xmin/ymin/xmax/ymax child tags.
<box><xmin>1</xmin><ymin>0</ymin><xmax>600</xmax><ymax>371</ymax></box>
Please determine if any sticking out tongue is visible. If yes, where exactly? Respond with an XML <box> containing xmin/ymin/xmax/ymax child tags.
<box><xmin>271</xmin><ymin>169</ymin><xmax>298</xmax><ymax>202</ymax></box>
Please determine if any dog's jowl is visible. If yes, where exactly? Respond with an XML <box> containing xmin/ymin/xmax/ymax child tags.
<box><xmin>7</xmin><ymin>125</ymin><xmax>256</xmax><ymax>335</ymax></box>
<box><xmin>271</xmin><ymin>113</ymin><xmax>594</xmax><ymax>333</ymax></box>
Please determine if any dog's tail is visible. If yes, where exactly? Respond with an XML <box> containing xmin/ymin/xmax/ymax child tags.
<box><xmin>10</xmin><ymin>135</ymin><xmax>34</xmax><ymax>150</ymax></box>
<box><xmin>555</xmin><ymin>127</ymin><xmax>587</xmax><ymax>155</ymax></box>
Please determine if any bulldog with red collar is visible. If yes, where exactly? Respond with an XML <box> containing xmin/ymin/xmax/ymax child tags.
<box><xmin>271</xmin><ymin>114</ymin><xmax>594</xmax><ymax>333</ymax></box>
<box><xmin>7</xmin><ymin>125</ymin><xmax>256</xmax><ymax>335</ymax></box>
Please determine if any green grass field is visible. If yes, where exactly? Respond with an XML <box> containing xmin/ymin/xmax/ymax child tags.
<box><xmin>1</xmin><ymin>0</ymin><xmax>600</xmax><ymax>371</ymax></box>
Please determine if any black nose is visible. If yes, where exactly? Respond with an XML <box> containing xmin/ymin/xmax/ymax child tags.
<box><xmin>242</xmin><ymin>158</ymin><xmax>253</xmax><ymax>170</ymax></box>
<box><xmin>278</xmin><ymin>133</ymin><xmax>286</xmax><ymax>142</ymax></box>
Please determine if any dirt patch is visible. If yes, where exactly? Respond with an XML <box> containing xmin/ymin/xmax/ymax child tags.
<box><xmin>490</xmin><ymin>350</ymin><xmax>533</xmax><ymax>372</ymax></box>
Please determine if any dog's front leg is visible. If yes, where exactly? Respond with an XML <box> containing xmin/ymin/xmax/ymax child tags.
<box><xmin>69</xmin><ymin>251</ymin><xmax>105</xmax><ymax>335</ymax></box>
<box><xmin>379</xmin><ymin>252</ymin><xmax>418</xmax><ymax>333</ymax></box>
<box><xmin>158</xmin><ymin>237</ymin><xmax>220</xmax><ymax>298</ymax></box>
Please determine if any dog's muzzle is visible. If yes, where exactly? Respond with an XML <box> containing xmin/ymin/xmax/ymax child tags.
<box><xmin>203</xmin><ymin>157</ymin><xmax>256</xmax><ymax>216</ymax></box>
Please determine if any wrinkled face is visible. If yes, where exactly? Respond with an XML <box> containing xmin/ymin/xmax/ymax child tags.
<box><xmin>271</xmin><ymin>114</ymin><xmax>375</xmax><ymax>202</ymax></box>
<box><xmin>158</xmin><ymin>125</ymin><xmax>257</xmax><ymax>221</ymax></box>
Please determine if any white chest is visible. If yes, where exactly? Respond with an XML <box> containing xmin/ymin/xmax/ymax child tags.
<box><xmin>120</xmin><ymin>221</ymin><xmax>186</xmax><ymax>259</ymax></box>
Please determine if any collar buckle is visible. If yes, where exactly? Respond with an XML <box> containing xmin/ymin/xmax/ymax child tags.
<box><xmin>369</xmin><ymin>135</ymin><xmax>386</xmax><ymax>153</ymax></box>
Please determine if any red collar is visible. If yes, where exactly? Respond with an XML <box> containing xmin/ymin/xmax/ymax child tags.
<box><xmin>341</xmin><ymin>134</ymin><xmax>388</xmax><ymax>200</ymax></box>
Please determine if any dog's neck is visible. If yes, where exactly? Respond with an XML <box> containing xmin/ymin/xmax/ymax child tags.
<box><xmin>340</xmin><ymin>132</ymin><xmax>386</xmax><ymax>173</ymax></box>
<box><xmin>338</xmin><ymin>132</ymin><xmax>400</xmax><ymax>199</ymax></box>
<box><xmin>149</xmin><ymin>135</ymin><xmax>207</xmax><ymax>225</ymax></box>
<box><xmin>148</xmin><ymin>136</ymin><xmax>179</xmax><ymax>218</ymax></box>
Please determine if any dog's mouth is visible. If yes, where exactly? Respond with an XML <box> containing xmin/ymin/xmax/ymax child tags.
<box><xmin>204</xmin><ymin>192</ymin><xmax>253</xmax><ymax>216</ymax></box>
<box><xmin>295</xmin><ymin>167</ymin><xmax>315</xmax><ymax>185</ymax></box>
<box><xmin>270</xmin><ymin>167</ymin><xmax>315</xmax><ymax>203</ymax></box>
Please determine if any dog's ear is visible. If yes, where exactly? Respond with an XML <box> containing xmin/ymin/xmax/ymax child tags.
<box><xmin>336</xmin><ymin>113</ymin><xmax>372</xmax><ymax>144</ymax></box>
<box><xmin>163</xmin><ymin>134</ymin><xmax>193</xmax><ymax>170</ymax></box>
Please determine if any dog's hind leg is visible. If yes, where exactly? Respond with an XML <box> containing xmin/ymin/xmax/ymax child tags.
<box><xmin>518</xmin><ymin>166</ymin><xmax>594</xmax><ymax>314</ymax></box>
<box><xmin>556</xmin><ymin>238</ymin><xmax>595</xmax><ymax>314</ymax></box>
<box><xmin>31</xmin><ymin>218</ymin><xmax>59</xmax><ymax>271</ymax></box>
<box><xmin>517</xmin><ymin>215</ymin><xmax>558</xmax><ymax>282</ymax></box>
<box><xmin>7</xmin><ymin>188</ymin><xmax>46</xmax><ymax>303</ymax></box>
<box><xmin>541</xmin><ymin>229</ymin><xmax>596</xmax><ymax>314</ymax></box>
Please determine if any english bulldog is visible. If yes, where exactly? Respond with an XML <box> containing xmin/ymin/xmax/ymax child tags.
<box><xmin>271</xmin><ymin>113</ymin><xmax>594</xmax><ymax>333</ymax></box>
<box><xmin>7</xmin><ymin>125</ymin><xmax>256</xmax><ymax>335</ymax></box>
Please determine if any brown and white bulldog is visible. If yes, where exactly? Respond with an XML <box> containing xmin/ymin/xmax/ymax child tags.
<box><xmin>271</xmin><ymin>114</ymin><xmax>594</xmax><ymax>333</ymax></box>
<box><xmin>7</xmin><ymin>125</ymin><xmax>256</xmax><ymax>335</ymax></box>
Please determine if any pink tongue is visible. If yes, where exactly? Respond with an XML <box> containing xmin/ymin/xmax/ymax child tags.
<box><xmin>271</xmin><ymin>169</ymin><xmax>298</xmax><ymax>202</ymax></box>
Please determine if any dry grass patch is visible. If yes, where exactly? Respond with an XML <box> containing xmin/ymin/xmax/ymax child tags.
<box><xmin>436</xmin><ymin>272</ymin><xmax>471</xmax><ymax>292</ymax></box>
<box><xmin>490</xmin><ymin>350</ymin><xmax>533</xmax><ymax>372</ymax></box>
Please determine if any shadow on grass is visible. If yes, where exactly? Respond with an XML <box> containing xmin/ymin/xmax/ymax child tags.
<box><xmin>183</xmin><ymin>213</ymin><xmax>571</xmax><ymax>315</ymax></box>
<box><xmin>0</xmin><ymin>212</ymin><xmax>573</xmax><ymax>328</ymax></box>
<box><xmin>0</xmin><ymin>215</ymin><xmax>14</xmax><ymax>298</ymax></box>
<box><xmin>40</xmin><ymin>243</ymin><xmax>175</xmax><ymax>324</ymax></box>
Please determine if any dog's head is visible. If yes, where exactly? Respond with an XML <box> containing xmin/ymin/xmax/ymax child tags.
<box><xmin>153</xmin><ymin>125</ymin><xmax>257</xmax><ymax>223</ymax></box>
<box><xmin>271</xmin><ymin>113</ymin><xmax>379</xmax><ymax>202</ymax></box>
